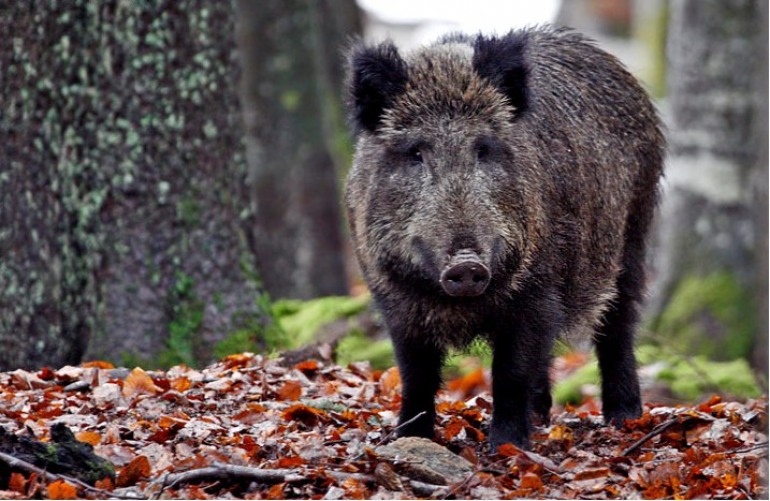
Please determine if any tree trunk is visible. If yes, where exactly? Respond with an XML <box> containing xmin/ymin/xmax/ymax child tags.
<box><xmin>0</xmin><ymin>1</ymin><xmax>265</xmax><ymax>370</ymax></box>
<box><xmin>649</xmin><ymin>0</ymin><xmax>766</xmax><ymax>366</ymax></box>
<box><xmin>235</xmin><ymin>0</ymin><xmax>358</xmax><ymax>300</ymax></box>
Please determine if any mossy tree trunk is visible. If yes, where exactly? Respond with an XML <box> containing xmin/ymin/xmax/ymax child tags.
<box><xmin>650</xmin><ymin>0</ymin><xmax>767</xmax><ymax>374</ymax></box>
<box><xmin>1</xmin><ymin>1</ymin><xmax>265</xmax><ymax>370</ymax></box>
<box><xmin>235</xmin><ymin>0</ymin><xmax>359</xmax><ymax>300</ymax></box>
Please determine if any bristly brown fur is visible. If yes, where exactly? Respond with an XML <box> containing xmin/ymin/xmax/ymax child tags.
<box><xmin>344</xmin><ymin>25</ymin><xmax>665</xmax><ymax>450</ymax></box>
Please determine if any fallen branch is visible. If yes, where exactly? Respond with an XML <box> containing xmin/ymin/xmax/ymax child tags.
<box><xmin>153</xmin><ymin>461</ymin><xmax>446</xmax><ymax>496</ymax></box>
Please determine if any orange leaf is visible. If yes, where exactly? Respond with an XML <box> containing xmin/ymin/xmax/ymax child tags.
<box><xmin>81</xmin><ymin>360</ymin><xmax>115</xmax><ymax>369</ymax></box>
<box><xmin>574</xmin><ymin>467</ymin><xmax>611</xmax><ymax>481</ymax></box>
<box><xmin>520</xmin><ymin>472</ymin><xmax>544</xmax><ymax>491</ymax></box>
<box><xmin>379</xmin><ymin>367</ymin><xmax>401</xmax><ymax>396</ymax></box>
<box><xmin>117</xmin><ymin>455</ymin><xmax>152</xmax><ymax>487</ymax></box>
<box><xmin>293</xmin><ymin>359</ymin><xmax>319</xmax><ymax>375</ymax></box>
<box><xmin>283</xmin><ymin>403</ymin><xmax>328</xmax><ymax>426</ymax></box>
<box><xmin>9</xmin><ymin>472</ymin><xmax>26</xmax><ymax>493</ymax></box>
<box><xmin>157</xmin><ymin>415</ymin><xmax>187</xmax><ymax>429</ymax></box>
<box><xmin>277</xmin><ymin>455</ymin><xmax>305</xmax><ymax>468</ymax></box>
<box><xmin>75</xmin><ymin>430</ymin><xmax>101</xmax><ymax>446</ymax></box>
<box><xmin>496</xmin><ymin>443</ymin><xmax>520</xmax><ymax>457</ymax></box>
<box><xmin>170</xmin><ymin>376</ymin><xmax>192</xmax><ymax>392</ymax></box>
<box><xmin>548</xmin><ymin>425</ymin><xmax>573</xmax><ymax>442</ymax></box>
<box><xmin>223</xmin><ymin>353</ymin><xmax>253</xmax><ymax>369</ymax></box>
<box><xmin>94</xmin><ymin>477</ymin><xmax>114</xmax><ymax>491</ymax></box>
<box><xmin>48</xmin><ymin>479</ymin><xmax>77</xmax><ymax>500</ymax></box>
<box><xmin>122</xmin><ymin>367</ymin><xmax>161</xmax><ymax>397</ymax></box>
<box><xmin>265</xmin><ymin>483</ymin><xmax>285</xmax><ymax>500</ymax></box>
<box><xmin>277</xmin><ymin>380</ymin><xmax>302</xmax><ymax>401</ymax></box>
<box><xmin>446</xmin><ymin>367</ymin><xmax>486</xmax><ymax>397</ymax></box>
<box><xmin>443</xmin><ymin>417</ymin><xmax>466</xmax><ymax>440</ymax></box>
<box><xmin>342</xmin><ymin>477</ymin><xmax>369</xmax><ymax>500</ymax></box>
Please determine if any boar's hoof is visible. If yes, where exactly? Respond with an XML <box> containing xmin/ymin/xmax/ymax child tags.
<box><xmin>440</xmin><ymin>252</ymin><xmax>490</xmax><ymax>297</ymax></box>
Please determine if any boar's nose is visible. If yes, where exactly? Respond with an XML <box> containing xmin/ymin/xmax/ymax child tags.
<box><xmin>440</xmin><ymin>251</ymin><xmax>490</xmax><ymax>297</ymax></box>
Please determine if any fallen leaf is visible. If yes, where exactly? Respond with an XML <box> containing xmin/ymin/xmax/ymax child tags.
<box><xmin>81</xmin><ymin>360</ymin><xmax>115</xmax><ymax>370</ymax></box>
<box><xmin>446</xmin><ymin>367</ymin><xmax>487</xmax><ymax>397</ymax></box>
<box><xmin>116</xmin><ymin>455</ymin><xmax>152</xmax><ymax>487</ymax></box>
<box><xmin>520</xmin><ymin>471</ymin><xmax>544</xmax><ymax>491</ymax></box>
<box><xmin>122</xmin><ymin>368</ymin><xmax>161</xmax><ymax>397</ymax></box>
<box><xmin>75</xmin><ymin>430</ymin><xmax>101</xmax><ymax>446</ymax></box>
<box><xmin>47</xmin><ymin>480</ymin><xmax>77</xmax><ymax>500</ymax></box>
<box><xmin>277</xmin><ymin>380</ymin><xmax>302</xmax><ymax>401</ymax></box>
<box><xmin>8</xmin><ymin>472</ymin><xmax>27</xmax><ymax>493</ymax></box>
<box><xmin>379</xmin><ymin>367</ymin><xmax>401</xmax><ymax>396</ymax></box>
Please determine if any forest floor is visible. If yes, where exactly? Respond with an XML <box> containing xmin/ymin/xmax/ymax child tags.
<box><xmin>0</xmin><ymin>353</ymin><xmax>767</xmax><ymax>499</ymax></box>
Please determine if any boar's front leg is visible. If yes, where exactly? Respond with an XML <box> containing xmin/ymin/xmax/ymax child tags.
<box><xmin>489</xmin><ymin>293</ymin><xmax>561</xmax><ymax>450</ymax></box>
<box><xmin>391</xmin><ymin>330</ymin><xmax>445</xmax><ymax>439</ymax></box>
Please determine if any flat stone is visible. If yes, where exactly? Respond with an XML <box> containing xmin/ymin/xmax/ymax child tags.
<box><xmin>375</xmin><ymin>437</ymin><xmax>473</xmax><ymax>485</ymax></box>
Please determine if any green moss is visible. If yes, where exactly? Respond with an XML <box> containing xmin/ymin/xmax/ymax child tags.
<box><xmin>444</xmin><ymin>339</ymin><xmax>492</xmax><ymax>378</ymax></box>
<box><xmin>160</xmin><ymin>271</ymin><xmax>204</xmax><ymax>367</ymax></box>
<box><xmin>654</xmin><ymin>271</ymin><xmax>755</xmax><ymax>360</ymax></box>
<box><xmin>214</xmin><ymin>291</ymin><xmax>289</xmax><ymax>359</ymax></box>
<box><xmin>214</xmin><ymin>328</ymin><xmax>258</xmax><ymax>359</ymax></box>
<box><xmin>553</xmin><ymin>360</ymin><xmax>600</xmax><ymax>406</ymax></box>
<box><xmin>641</xmin><ymin>345</ymin><xmax>761</xmax><ymax>400</ymax></box>
<box><xmin>336</xmin><ymin>329</ymin><xmax>394</xmax><ymax>370</ymax></box>
<box><xmin>275</xmin><ymin>294</ymin><xmax>370</xmax><ymax>347</ymax></box>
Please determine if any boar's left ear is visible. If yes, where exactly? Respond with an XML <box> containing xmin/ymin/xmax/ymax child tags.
<box><xmin>348</xmin><ymin>41</ymin><xmax>408</xmax><ymax>134</ymax></box>
<box><xmin>472</xmin><ymin>32</ymin><xmax>530</xmax><ymax>115</ymax></box>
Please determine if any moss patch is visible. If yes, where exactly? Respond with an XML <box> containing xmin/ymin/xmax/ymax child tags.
<box><xmin>654</xmin><ymin>271</ymin><xmax>755</xmax><ymax>360</ymax></box>
<box><xmin>274</xmin><ymin>294</ymin><xmax>370</xmax><ymax>348</ymax></box>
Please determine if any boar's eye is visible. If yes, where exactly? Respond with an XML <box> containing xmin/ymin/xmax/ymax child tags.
<box><xmin>407</xmin><ymin>145</ymin><xmax>423</xmax><ymax>164</ymax></box>
<box><xmin>476</xmin><ymin>143</ymin><xmax>490</xmax><ymax>162</ymax></box>
<box><xmin>474</xmin><ymin>137</ymin><xmax>501</xmax><ymax>163</ymax></box>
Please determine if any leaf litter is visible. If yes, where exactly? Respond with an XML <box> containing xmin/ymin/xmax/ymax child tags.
<box><xmin>0</xmin><ymin>353</ymin><xmax>766</xmax><ymax>499</ymax></box>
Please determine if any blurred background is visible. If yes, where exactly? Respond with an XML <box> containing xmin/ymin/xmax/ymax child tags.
<box><xmin>1</xmin><ymin>0</ymin><xmax>767</xmax><ymax>405</ymax></box>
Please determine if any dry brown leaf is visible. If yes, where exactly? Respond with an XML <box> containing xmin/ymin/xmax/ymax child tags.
<box><xmin>122</xmin><ymin>367</ymin><xmax>161</xmax><ymax>397</ymax></box>
<box><xmin>379</xmin><ymin>367</ymin><xmax>401</xmax><ymax>396</ymax></box>
<box><xmin>8</xmin><ymin>472</ymin><xmax>27</xmax><ymax>493</ymax></box>
<box><xmin>277</xmin><ymin>380</ymin><xmax>302</xmax><ymax>401</ymax></box>
<box><xmin>116</xmin><ymin>455</ymin><xmax>152</xmax><ymax>487</ymax></box>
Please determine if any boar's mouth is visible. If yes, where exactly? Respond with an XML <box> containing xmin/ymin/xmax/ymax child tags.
<box><xmin>439</xmin><ymin>249</ymin><xmax>491</xmax><ymax>297</ymax></box>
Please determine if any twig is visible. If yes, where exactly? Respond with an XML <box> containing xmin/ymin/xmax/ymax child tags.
<box><xmin>726</xmin><ymin>442</ymin><xmax>770</xmax><ymax>457</ymax></box>
<box><xmin>351</xmin><ymin>411</ymin><xmax>427</xmax><ymax>461</ymax></box>
<box><xmin>0</xmin><ymin>451</ymin><xmax>140</xmax><ymax>500</ymax></box>
<box><xmin>621</xmin><ymin>417</ymin><xmax>680</xmax><ymax>456</ymax></box>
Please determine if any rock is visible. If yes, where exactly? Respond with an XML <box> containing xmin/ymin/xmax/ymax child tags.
<box><xmin>375</xmin><ymin>437</ymin><xmax>473</xmax><ymax>485</ymax></box>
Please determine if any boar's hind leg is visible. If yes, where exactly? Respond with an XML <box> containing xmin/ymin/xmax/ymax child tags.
<box><xmin>595</xmin><ymin>219</ymin><xmax>647</xmax><ymax>426</ymax></box>
<box><xmin>392</xmin><ymin>334</ymin><xmax>445</xmax><ymax>439</ymax></box>
<box><xmin>489</xmin><ymin>294</ymin><xmax>561</xmax><ymax>450</ymax></box>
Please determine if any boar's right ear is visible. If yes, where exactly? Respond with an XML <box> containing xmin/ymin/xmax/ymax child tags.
<box><xmin>347</xmin><ymin>42</ymin><xmax>408</xmax><ymax>134</ymax></box>
<box><xmin>472</xmin><ymin>32</ymin><xmax>530</xmax><ymax>116</ymax></box>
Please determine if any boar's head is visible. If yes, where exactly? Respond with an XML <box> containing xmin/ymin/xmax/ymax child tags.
<box><xmin>345</xmin><ymin>35</ymin><xmax>545</xmax><ymax>301</ymax></box>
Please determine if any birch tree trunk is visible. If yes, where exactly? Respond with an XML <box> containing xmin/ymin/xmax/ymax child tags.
<box><xmin>650</xmin><ymin>0</ymin><xmax>767</xmax><ymax>373</ymax></box>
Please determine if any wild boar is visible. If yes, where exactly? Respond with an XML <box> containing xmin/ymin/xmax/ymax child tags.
<box><xmin>344</xmin><ymin>26</ymin><xmax>664</xmax><ymax>449</ymax></box>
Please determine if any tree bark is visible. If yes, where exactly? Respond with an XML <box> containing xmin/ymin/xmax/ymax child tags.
<box><xmin>649</xmin><ymin>0</ymin><xmax>766</xmax><ymax>367</ymax></box>
<box><xmin>0</xmin><ymin>1</ymin><xmax>265</xmax><ymax>370</ymax></box>
<box><xmin>235</xmin><ymin>0</ymin><xmax>358</xmax><ymax>300</ymax></box>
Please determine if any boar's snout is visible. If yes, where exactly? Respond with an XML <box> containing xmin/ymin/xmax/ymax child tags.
<box><xmin>440</xmin><ymin>249</ymin><xmax>490</xmax><ymax>297</ymax></box>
